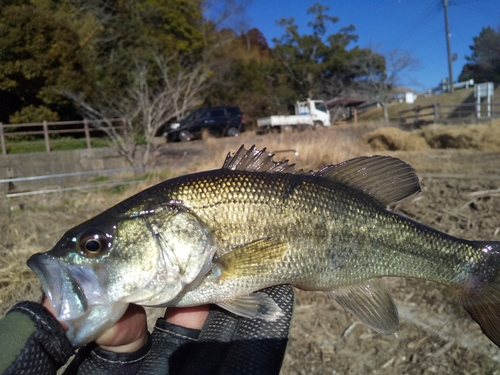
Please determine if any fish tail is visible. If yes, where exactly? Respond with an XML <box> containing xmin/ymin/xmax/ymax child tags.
<box><xmin>454</xmin><ymin>241</ymin><xmax>500</xmax><ymax>347</ymax></box>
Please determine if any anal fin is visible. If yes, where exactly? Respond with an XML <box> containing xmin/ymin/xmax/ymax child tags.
<box><xmin>325</xmin><ymin>279</ymin><xmax>399</xmax><ymax>335</ymax></box>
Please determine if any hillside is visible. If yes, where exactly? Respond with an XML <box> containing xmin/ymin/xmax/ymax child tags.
<box><xmin>358</xmin><ymin>86</ymin><xmax>500</xmax><ymax>123</ymax></box>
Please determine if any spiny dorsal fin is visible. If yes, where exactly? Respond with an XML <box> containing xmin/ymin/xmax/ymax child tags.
<box><xmin>325</xmin><ymin>279</ymin><xmax>399</xmax><ymax>335</ymax></box>
<box><xmin>222</xmin><ymin>145</ymin><xmax>297</xmax><ymax>173</ymax></box>
<box><xmin>223</xmin><ymin>146</ymin><xmax>419</xmax><ymax>205</ymax></box>
<box><xmin>316</xmin><ymin>155</ymin><xmax>420</xmax><ymax>206</ymax></box>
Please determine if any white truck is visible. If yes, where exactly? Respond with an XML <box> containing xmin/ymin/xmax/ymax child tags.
<box><xmin>257</xmin><ymin>99</ymin><xmax>331</xmax><ymax>132</ymax></box>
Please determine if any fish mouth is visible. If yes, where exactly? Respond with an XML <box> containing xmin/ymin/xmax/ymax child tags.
<box><xmin>28</xmin><ymin>253</ymin><xmax>127</xmax><ymax>347</ymax></box>
<box><xmin>28</xmin><ymin>253</ymin><xmax>90</xmax><ymax>321</ymax></box>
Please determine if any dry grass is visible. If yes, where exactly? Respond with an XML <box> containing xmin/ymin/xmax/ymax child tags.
<box><xmin>204</xmin><ymin>123</ymin><xmax>379</xmax><ymax>171</ymax></box>
<box><xmin>358</xmin><ymin>86</ymin><xmax>500</xmax><ymax>122</ymax></box>
<box><xmin>364</xmin><ymin>119</ymin><xmax>500</xmax><ymax>152</ymax></box>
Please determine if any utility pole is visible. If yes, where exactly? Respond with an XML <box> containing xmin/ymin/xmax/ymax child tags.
<box><xmin>443</xmin><ymin>0</ymin><xmax>454</xmax><ymax>92</ymax></box>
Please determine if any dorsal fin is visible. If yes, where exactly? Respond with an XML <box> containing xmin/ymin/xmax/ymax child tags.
<box><xmin>315</xmin><ymin>155</ymin><xmax>420</xmax><ymax>206</ymax></box>
<box><xmin>222</xmin><ymin>145</ymin><xmax>297</xmax><ymax>173</ymax></box>
<box><xmin>223</xmin><ymin>146</ymin><xmax>419</xmax><ymax>206</ymax></box>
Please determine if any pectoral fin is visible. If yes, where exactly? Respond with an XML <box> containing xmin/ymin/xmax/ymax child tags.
<box><xmin>325</xmin><ymin>279</ymin><xmax>399</xmax><ymax>335</ymax></box>
<box><xmin>213</xmin><ymin>239</ymin><xmax>288</xmax><ymax>321</ymax></box>
<box><xmin>217</xmin><ymin>292</ymin><xmax>284</xmax><ymax>321</ymax></box>
<box><xmin>216</xmin><ymin>238</ymin><xmax>288</xmax><ymax>279</ymax></box>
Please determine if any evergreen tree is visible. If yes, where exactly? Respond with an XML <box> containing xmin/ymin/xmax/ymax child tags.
<box><xmin>0</xmin><ymin>0</ymin><xmax>90</xmax><ymax>123</ymax></box>
<box><xmin>459</xmin><ymin>26</ymin><xmax>500</xmax><ymax>84</ymax></box>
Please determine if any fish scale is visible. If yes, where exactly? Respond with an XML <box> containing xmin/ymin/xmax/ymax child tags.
<box><xmin>27</xmin><ymin>145</ymin><xmax>500</xmax><ymax>349</ymax></box>
<box><xmin>165</xmin><ymin>169</ymin><xmax>470</xmax><ymax>300</ymax></box>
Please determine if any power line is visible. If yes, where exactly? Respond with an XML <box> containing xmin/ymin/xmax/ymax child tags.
<box><xmin>386</xmin><ymin>2</ymin><xmax>441</xmax><ymax>50</ymax></box>
<box><xmin>443</xmin><ymin>0</ymin><xmax>454</xmax><ymax>91</ymax></box>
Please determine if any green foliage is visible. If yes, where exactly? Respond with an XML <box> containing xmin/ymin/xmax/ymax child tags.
<box><xmin>0</xmin><ymin>1</ymin><xmax>90</xmax><ymax>123</ymax></box>
<box><xmin>0</xmin><ymin>0</ymin><xmax>207</xmax><ymax>125</ymax></box>
<box><xmin>9</xmin><ymin>105</ymin><xmax>60</xmax><ymax>124</ymax></box>
<box><xmin>271</xmin><ymin>2</ymin><xmax>361</xmax><ymax>99</ymax></box>
<box><xmin>79</xmin><ymin>0</ymin><xmax>206</xmax><ymax>102</ymax></box>
<box><xmin>1</xmin><ymin>0</ymin><xmax>422</xmax><ymax>141</ymax></box>
<box><xmin>459</xmin><ymin>26</ymin><xmax>500</xmax><ymax>84</ymax></box>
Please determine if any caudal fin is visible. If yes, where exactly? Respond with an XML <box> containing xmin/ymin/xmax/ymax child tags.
<box><xmin>455</xmin><ymin>241</ymin><xmax>500</xmax><ymax>347</ymax></box>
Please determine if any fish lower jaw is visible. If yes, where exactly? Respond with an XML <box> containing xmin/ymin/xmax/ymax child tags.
<box><xmin>65</xmin><ymin>302</ymin><xmax>129</xmax><ymax>347</ymax></box>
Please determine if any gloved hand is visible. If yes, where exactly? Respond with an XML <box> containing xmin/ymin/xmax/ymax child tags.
<box><xmin>0</xmin><ymin>285</ymin><xmax>294</xmax><ymax>375</ymax></box>
<box><xmin>142</xmin><ymin>285</ymin><xmax>295</xmax><ymax>375</ymax></box>
<box><xmin>72</xmin><ymin>285</ymin><xmax>295</xmax><ymax>375</ymax></box>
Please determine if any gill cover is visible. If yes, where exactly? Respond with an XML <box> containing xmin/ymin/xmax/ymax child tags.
<box><xmin>127</xmin><ymin>207</ymin><xmax>216</xmax><ymax>306</ymax></box>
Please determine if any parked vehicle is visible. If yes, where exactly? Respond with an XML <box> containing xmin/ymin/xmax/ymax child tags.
<box><xmin>257</xmin><ymin>99</ymin><xmax>331</xmax><ymax>132</ymax></box>
<box><xmin>166</xmin><ymin>106</ymin><xmax>244</xmax><ymax>142</ymax></box>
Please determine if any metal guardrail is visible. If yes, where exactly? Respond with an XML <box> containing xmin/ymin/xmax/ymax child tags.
<box><xmin>1</xmin><ymin>167</ymin><xmax>148</xmax><ymax>198</ymax></box>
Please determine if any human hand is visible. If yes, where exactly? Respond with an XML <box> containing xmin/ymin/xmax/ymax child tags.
<box><xmin>94</xmin><ymin>304</ymin><xmax>149</xmax><ymax>353</ymax></box>
<box><xmin>95</xmin><ymin>304</ymin><xmax>211</xmax><ymax>353</ymax></box>
<box><xmin>62</xmin><ymin>285</ymin><xmax>293</xmax><ymax>375</ymax></box>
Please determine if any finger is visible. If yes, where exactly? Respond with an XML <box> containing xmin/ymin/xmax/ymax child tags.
<box><xmin>95</xmin><ymin>304</ymin><xmax>148</xmax><ymax>353</ymax></box>
<box><xmin>165</xmin><ymin>305</ymin><xmax>210</xmax><ymax>330</ymax></box>
<box><xmin>42</xmin><ymin>297</ymin><xmax>68</xmax><ymax>331</ymax></box>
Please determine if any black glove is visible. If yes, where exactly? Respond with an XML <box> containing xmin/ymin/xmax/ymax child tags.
<box><xmin>71</xmin><ymin>285</ymin><xmax>294</xmax><ymax>375</ymax></box>
<box><xmin>0</xmin><ymin>301</ymin><xmax>74</xmax><ymax>375</ymax></box>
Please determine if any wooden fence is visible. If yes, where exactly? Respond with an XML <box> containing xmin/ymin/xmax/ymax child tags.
<box><xmin>397</xmin><ymin>102</ymin><xmax>500</xmax><ymax>127</ymax></box>
<box><xmin>0</xmin><ymin>118</ymin><xmax>127</xmax><ymax>155</ymax></box>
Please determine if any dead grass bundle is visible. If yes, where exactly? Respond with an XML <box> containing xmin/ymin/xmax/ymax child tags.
<box><xmin>364</xmin><ymin>120</ymin><xmax>500</xmax><ymax>152</ymax></box>
<box><xmin>422</xmin><ymin>122</ymin><xmax>500</xmax><ymax>151</ymax></box>
<box><xmin>363</xmin><ymin>127</ymin><xmax>430</xmax><ymax>152</ymax></box>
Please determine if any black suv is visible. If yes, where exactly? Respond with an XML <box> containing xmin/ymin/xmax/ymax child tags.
<box><xmin>166</xmin><ymin>106</ymin><xmax>244</xmax><ymax>142</ymax></box>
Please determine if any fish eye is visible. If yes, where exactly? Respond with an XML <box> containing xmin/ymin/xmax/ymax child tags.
<box><xmin>79</xmin><ymin>231</ymin><xmax>109</xmax><ymax>257</ymax></box>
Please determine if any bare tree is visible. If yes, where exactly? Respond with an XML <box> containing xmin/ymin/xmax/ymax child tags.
<box><xmin>64</xmin><ymin>54</ymin><xmax>211</xmax><ymax>167</ymax></box>
<box><xmin>352</xmin><ymin>48</ymin><xmax>420</xmax><ymax>122</ymax></box>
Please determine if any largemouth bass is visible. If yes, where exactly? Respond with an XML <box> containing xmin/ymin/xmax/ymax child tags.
<box><xmin>28</xmin><ymin>145</ymin><xmax>500</xmax><ymax>348</ymax></box>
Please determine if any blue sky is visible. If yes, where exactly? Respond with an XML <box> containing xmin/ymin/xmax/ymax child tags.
<box><xmin>243</xmin><ymin>0</ymin><xmax>500</xmax><ymax>91</ymax></box>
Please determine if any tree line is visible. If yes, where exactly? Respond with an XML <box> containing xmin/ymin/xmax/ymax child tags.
<box><xmin>0</xmin><ymin>0</ymin><xmax>497</xmax><ymax>165</ymax></box>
